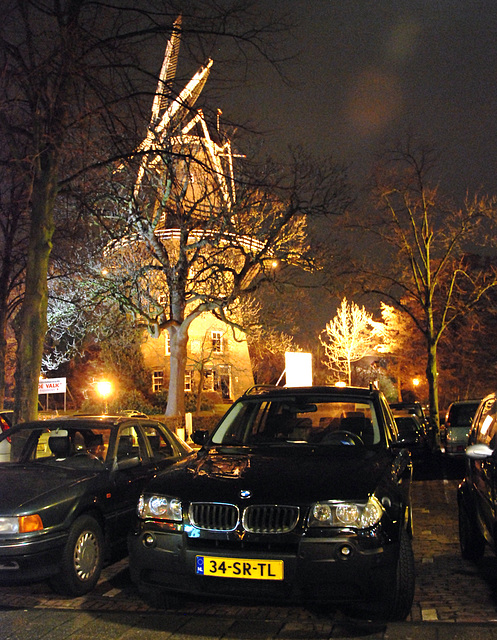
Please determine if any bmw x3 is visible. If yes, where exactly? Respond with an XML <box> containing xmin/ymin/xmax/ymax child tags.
<box><xmin>128</xmin><ymin>385</ymin><xmax>414</xmax><ymax>620</ymax></box>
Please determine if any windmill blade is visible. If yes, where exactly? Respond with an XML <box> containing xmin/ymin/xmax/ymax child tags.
<box><xmin>151</xmin><ymin>15</ymin><xmax>182</xmax><ymax>124</ymax></box>
<box><xmin>155</xmin><ymin>59</ymin><xmax>213</xmax><ymax>135</ymax></box>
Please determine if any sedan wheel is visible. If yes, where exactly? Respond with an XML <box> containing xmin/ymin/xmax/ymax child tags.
<box><xmin>49</xmin><ymin>515</ymin><xmax>104</xmax><ymax>596</ymax></box>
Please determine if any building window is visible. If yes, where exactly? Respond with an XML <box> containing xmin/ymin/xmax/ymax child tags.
<box><xmin>152</xmin><ymin>370</ymin><xmax>163</xmax><ymax>393</ymax></box>
<box><xmin>165</xmin><ymin>332</ymin><xmax>170</xmax><ymax>355</ymax></box>
<box><xmin>203</xmin><ymin>370</ymin><xmax>216</xmax><ymax>391</ymax></box>
<box><xmin>211</xmin><ymin>330</ymin><xmax>223</xmax><ymax>354</ymax></box>
<box><xmin>185</xmin><ymin>370</ymin><xmax>192</xmax><ymax>392</ymax></box>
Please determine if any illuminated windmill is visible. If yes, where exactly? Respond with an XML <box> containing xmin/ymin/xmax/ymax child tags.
<box><xmin>131</xmin><ymin>15</ymin><xmax>238</xmax><ymax>224</ymax></box>
<box><xmin>106</xmin><ymin>17</ymin><xmax>267</xmax><ymax>331</ymax></box>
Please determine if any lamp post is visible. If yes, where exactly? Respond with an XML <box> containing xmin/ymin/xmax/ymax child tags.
<box><xmin>96</xmin><ymin>380</ymin><xmax>112</xmax><ymax>414</ymax></box>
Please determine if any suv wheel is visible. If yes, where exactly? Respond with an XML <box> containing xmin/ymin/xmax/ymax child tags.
<box><xmin>345</xmin><ymin>528</ymin><xmax>415</xmax><ymax>621</ymax></box>
<box><xmin>458</xmin><ymin>499</ymin><xmax>485</xmax><ymax>563</ymax></box>
<box><xmin>387</xmin><ymin>528</ymin><xmax>415</xmax><ymax>620</ymax></box>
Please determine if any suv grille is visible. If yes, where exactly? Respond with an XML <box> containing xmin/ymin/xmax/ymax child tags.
<box><xmin>189</xmin><ymin>503</ymin><xmax>239</xmax><ymax>531</ymax></box>
<box><xmin>243</xmin><ymin>505</ymin><xmax>300</xmax><ymax>534</ymax></box>
<box><xmin>188</xmin><ymin>503</ymin><xmax>300</xmax><ymax>534</ymax></box>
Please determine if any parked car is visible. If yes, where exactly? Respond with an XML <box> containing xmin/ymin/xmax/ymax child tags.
<box><xmin>128</xmin><ymin>385</ymin><xmax>414</xmax><ymax>621</ymax></box>
<box><xmin>390</xmin><ymin>401</ymin><xmax>438</xmax><ymax>451</ymax></box>
<box><xmin>458</xmin><ymin>392</ymin><xmax>497</xmax><ymax>561</ymax></box>
<box><xmin>442</xmin><ymin>400</ymin><xmax>480</xmax><ymax>457</ymax></box>
<box><xmin>393</xmin><ymin>413</ymin><xmax>430</xmax><ymax>465</ymax></box>
<box><xmin>0</xmin><ymin>411</ymin><xmax>13</xmax><ymax>462</ymax></box>
<box><xmin>390</xmin><ymin>402</ymin><xmax>428</xmax><ymax>428</ymax></box>
<box><xmin>0</xmin><ymin>415</ymin><xmax>192</xmax><ymax>596</ymax></box>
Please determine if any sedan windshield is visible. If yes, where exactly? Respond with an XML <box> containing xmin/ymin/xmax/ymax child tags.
<box><xmin>211</xmin><ymin>397</ymin><xmax>383</xmax><ymax>447</ymax></box>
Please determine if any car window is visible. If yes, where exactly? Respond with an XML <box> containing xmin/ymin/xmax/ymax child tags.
<box><xmin>141</xmin><ymin>423</ymin><xmax>175</xmax><ymax>460</ymax></box>
<box><xmin>211</xmin><ymin>397</ymin><xmax>383</xmax><ymax>447</ymax></box>
<box><xmin>115</xmin><ymin>426</ymin><xmax>146</xmax><ymax>462</ymax></box>
<box><xmin>448</xmin><ymin>404</ymin><xmax>479</xmax><ymax>428</ymax></box>
<box><xmin>9</xmin><ymin>425</ymin><xmax>113</xmax><ymax>466</ymax></box>
<box><xmin>474</xmin><ymin>397</ymin><xmax>497</xmax><ymax>448</ymax></box>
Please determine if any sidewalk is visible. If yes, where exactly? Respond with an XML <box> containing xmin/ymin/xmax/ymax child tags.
<box><xmin>1</xmin><ymin>607</ymin><xmax>496</xmax><ymax>640</ymax></box>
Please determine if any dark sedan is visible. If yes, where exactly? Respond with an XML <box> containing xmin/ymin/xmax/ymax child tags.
<box><xmin>128</xmin><ymin>385</ymin><xmax>414</xmax><ymax>621</ymax></box>
<box><xmin>0</xmin><ymin>415</ymin><xmax>191</xmax><ymax>596</ymax></box>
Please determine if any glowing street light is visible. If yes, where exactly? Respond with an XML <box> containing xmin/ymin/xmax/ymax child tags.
<box><xmin>412</xmin><ymin>378</ymin><xmax>420</xmax><ymax>387</ymax></box>
<box><xmin>96</xmin><ymin>380</ymin><xmax>112</xmax><ymax>414</ymax></box>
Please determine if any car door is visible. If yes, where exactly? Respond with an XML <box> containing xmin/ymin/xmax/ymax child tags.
<box><xmin>106</xmin><ymin>424</ymin><xmax>158</xmax><ymax>547</ymax></box>
<box><xmin>471</xmin><ymin>398</ymin><xmax>497</xmax><ymax>539</ymax></box>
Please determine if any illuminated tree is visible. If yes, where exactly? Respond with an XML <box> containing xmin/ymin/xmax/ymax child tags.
<box><xmin>320</xmin><ymin>297</ymin><xmax>383</xmax><ymax>385</ymax></box>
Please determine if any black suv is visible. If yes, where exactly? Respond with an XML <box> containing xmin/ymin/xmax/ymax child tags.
<box><xmin>128</xmin><ymin>385</ymin><xmax>414</xmax><ymax>620</ymax></box>
<box><xmin>458</xmin><ymin>393</ymin><xmax>497</xmax><ymax>561</ymax></box>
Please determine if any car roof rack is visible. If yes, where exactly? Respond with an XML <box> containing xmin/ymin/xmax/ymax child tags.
<box><xmin>243</xmin><ymin>385</ymin><xmax>281</xmax><ymax>396</ymax></box>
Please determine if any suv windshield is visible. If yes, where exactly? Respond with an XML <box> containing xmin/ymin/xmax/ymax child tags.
<box><xmin>211</xmin><ymin>396</ymin><xmax>383</xmax><ymax>447</ymax></box>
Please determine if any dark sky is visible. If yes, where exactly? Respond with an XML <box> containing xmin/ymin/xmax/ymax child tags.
<box><xmin>225</xmin><ymin>0</ymin><xmax>497</xmax><ymax>202</ymax></box>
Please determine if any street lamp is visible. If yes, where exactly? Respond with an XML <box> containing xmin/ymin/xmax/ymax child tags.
<box><xmin>96</xmin><ymin>380</ymin><xmax>112</xmax><ymax>414</ymax></box>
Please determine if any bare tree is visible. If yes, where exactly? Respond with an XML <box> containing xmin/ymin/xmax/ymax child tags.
<box><xmin>320</xmin><ymin>297</ymin><xmax>383</xmax><ymax>385</ymax></box>
<box><xmin>354</xmin><ymin>141</ymin><xmax>497</xmax><ymax>433</ymax></box>
<box><xmin>90</xmin><ymin>142</ymin><xmax>348</xmax><ymax>416</ymax></box>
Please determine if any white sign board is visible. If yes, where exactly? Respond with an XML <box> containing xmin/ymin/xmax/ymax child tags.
<box><xmin>285</xmin><ymin>352</ymin><xmax>312</xmax><ymax>387</ymax></box>
<box><xmin>38</xmin><ymin>377</ymin><xmax>67</xmax><ymax>395</ymax></box>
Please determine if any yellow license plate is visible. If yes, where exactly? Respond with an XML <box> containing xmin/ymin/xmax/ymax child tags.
<box><xmin>195</xmin><ymin>555</ymin><xmax>284</xmax><ymax>580</ymax></box>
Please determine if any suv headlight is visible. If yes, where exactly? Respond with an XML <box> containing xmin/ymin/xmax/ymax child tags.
<box><xmin>309</xmin><ymin>496</ymin><xmax>383</xmax><ymax>529</ymax></box>
<box><xmin>137</xmin><ymin>494</ymin><xmax>182</xmax><ymax>522</ymax></box>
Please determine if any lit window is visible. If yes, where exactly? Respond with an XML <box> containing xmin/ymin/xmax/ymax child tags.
<box><xmin>211</xmin><ymin>330</ymin><xmax>223</xmax><ymax>354</ymax></box>
<box><xmin>185</xmin><ymin>370</ymin><xmax>192</xmax><ymax>392</ymax></box>
<box><xmin>152</xmin><ymin>370</ymin><xmax>163</xmax><ymax>393</ymax></box>
<box><xmin>203</xmin><ymin>370</ymin><xmax>217</xmax><ymax>391</ymax></box>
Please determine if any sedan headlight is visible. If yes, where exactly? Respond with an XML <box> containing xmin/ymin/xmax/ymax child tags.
<box><xmin>0</xmin><ymin>515</ymin><xmax>44</xmax><ymax>533</ymax></box>
<box><xmin>309</xmin><ymin>496</ymin><xmax>383</xmax><ymax>529</ymax></box>
<box><xmin>137</xmin><ymin>494</ymin><xmax>182</xmax><ymax>522</ymax></box>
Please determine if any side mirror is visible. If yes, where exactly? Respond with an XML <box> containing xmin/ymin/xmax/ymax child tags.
<box><xmin>191</xmin><ymin>430</ymin><xmax>209</xmax><ymax>446</ymax></box>
<box><xmin>466</xmin><ymin>443</ymin><xmax>494</xmax><ymax>460</ymax></box>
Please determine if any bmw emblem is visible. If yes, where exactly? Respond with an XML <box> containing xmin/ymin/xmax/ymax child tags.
<box><xmin>240</xmin><ymin>489</ymin><xmax>252</xmax><ymax>499</ymax></box>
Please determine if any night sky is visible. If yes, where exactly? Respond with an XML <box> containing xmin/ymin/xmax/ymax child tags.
<box><xmin>225</xmin><ymin>1</ymin><xmax>497</xmax><ymax>203</ymax></box>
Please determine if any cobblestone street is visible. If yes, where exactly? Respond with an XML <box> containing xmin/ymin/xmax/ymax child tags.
<box><xmin>1</xmin><ymin>473</ymin><xmax>497</xmax><ymax>625</ymax></box>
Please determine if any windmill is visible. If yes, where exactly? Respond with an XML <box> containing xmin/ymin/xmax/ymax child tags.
<box><xmin>129</xmin><ymin>16</ymin><xmax>236</xmax><ymax>211</ymax></box>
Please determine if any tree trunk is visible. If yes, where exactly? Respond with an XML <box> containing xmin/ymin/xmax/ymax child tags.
<box><xmin>0</xmin><ymin>310</ymin><xmax>7</xmax><ymax>410</ymax></box>
<box><xmin>13</xmin><ymin>153</ymin><xmax>57</xmax><ymax>424</ymax></box>
<box><xmin>425</xmin><ymin>336</ymin><xmax>440</xmax><ymax>450</ymax></box>
<box><xmin>165</xmin><ymin>324</ymin><xmax>188</xmax><ymax>417</ymax></box>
